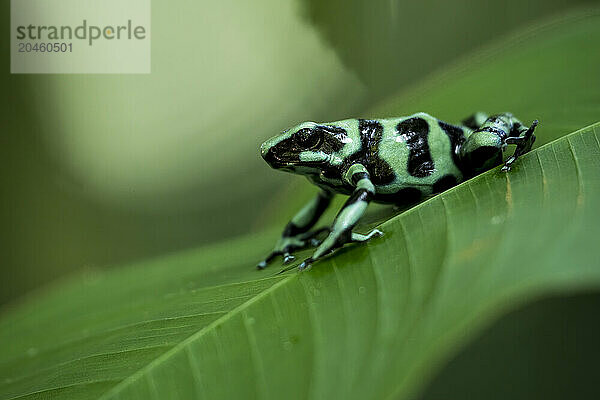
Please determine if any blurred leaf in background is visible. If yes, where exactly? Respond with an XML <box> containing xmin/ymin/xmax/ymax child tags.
<box><xmin>420</xmin><ymin>292</ymin><xmax>600</xmax><ymax>400</ymax></box>
<box><xmin>301</xmin><ymin>0</ymin><xmax>598</xmax><ymax>99</ymax></box>
<box><xmin>0</xmin><ymin>0</ymin><xmax>596</xmax><ymax>305</ymax></box>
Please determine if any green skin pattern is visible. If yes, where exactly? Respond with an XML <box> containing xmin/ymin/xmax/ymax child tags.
<box><xmin>258</xmin><ymin>112</ymin><xmax>538</xmax><ymax>270</ymax></box>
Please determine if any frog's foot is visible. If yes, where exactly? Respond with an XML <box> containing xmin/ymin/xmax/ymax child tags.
<box><xmin>298</xmin><ymin>257</ymin><xmax>314</xmax><ymax>271</ymax></box>
<box><xmin>297</xmin><ymin>229</ymin><xmax>383</xmax><ymax>271</ymax></box>
<box><xmin>502</xmin><ymin>120</ymin><xmax>538</xmax><ymax>172</ymax></box>
<box><xmin>256</xmin><ymin>227</ymin><xmax>330</xmax><ymax>269</ymax></box>
<box><xmin>351</xmin><ymin>229</ymin><xmax>384</xmax><ymax>243</ymax></box>
<box><xmin>256</xmin><ymin>249</ymin><xmax>297</xmax><ymax>270</ymax></box>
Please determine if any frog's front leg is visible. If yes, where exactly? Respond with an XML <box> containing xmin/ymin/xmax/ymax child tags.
<box><xmin>257</xmin><ymin>189</ymin><xmax>333</xmax><ymax>269</ymax></box>
<box><xmin>298</xmin><ymin>165</ymin><xmax>383</xmax><ymax>270</ymax></box>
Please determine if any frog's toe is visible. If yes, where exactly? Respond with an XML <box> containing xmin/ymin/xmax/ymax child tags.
<box><xmin>351</xmin><ymin>229</ymin><xmax>384</xmax><ymax>243</ymax></box>
<box><xmin>282</xmin><ymin>252</ymin><xmax>296</xmax><ymax>264</ymax></box>
<box><xmin>298</xmin><ymin>258</ymin><xmax>314</xmax><ymax>271</ymax></box>
<box><xmin>502</xmin><ymin>156</ymin><xmax>517</xmax><ymax>172</ymax></box>
<box><xmin>368</xmin><ymin>229</ymin><xmax>383</xmax><ymax>238</ymax></box>
<box><xmin>256</xmin><ymin>260</ymin><xmax>268</xmax><ymax>270</ymax></box>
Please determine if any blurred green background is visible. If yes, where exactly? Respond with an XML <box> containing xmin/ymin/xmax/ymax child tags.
<box><xmin>0</xmin><ymin>0</ymin><xmax>597</xmax><ymax>307</ymax></box>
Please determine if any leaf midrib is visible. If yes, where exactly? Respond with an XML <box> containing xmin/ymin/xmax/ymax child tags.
<box><xmin>97</xmin><ymin>275</ymin><xmax>294</xmax><ymax>399</ymax></box>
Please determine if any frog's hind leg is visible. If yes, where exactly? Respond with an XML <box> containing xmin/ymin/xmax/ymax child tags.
<box><xmin>459</xmin><ymin>113</ymin><xmax>537</xmax><ymax>174</ymax></box>
<box><xmin>502</xmin><ymin>120</ymin><xmax>538</xmax><ymax>171</ymax></box>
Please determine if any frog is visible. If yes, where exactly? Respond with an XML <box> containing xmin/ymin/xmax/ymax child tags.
<box><xmin>257</xmin><ymin>112</ymin><xmax>538</xmax><ymax>271</ymax></box>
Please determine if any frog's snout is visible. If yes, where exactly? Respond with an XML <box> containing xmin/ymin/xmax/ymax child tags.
<box><xmin>261</xmin><ymin>141</ymin><xmax>280</xmax><ymax>167</ymax></box>
<box><xmin>260</xmin><ymin>141</ymin><xmax>269</xmax><ymax>159</ymax></box>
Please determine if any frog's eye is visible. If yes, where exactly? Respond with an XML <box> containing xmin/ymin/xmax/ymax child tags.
<box><xmin>295</xmin><ymin>128</ymin><xmax>323</xmax><ymax>149</ymax></box>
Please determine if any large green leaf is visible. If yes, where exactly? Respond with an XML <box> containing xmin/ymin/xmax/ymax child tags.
<box><xmin>2</xmin><ymin>10</ymin><xmax>600</xmax><ymax>400</ymax></box>
<box><xmin>2</xmin><ymin>123</ymin><xmax>598</xmax><ymax>400</ymax></box>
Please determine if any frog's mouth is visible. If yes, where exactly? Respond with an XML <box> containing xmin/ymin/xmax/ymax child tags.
<box><xmin>261</xmin><ymin>145</ymin><xmax>298</xmax><ymax>169</ymax></box>
<box><xmin>263</xmin><ymin>155</ymin><xmax>321</xmax><ymax>171</ymax></box>
<box><xmin>261</xmin><ymin>140</ymin><xmax>327</xmax><ymax>172</ymax></box>
<box><xmin>262</xmin><ymin>153</ymin><xmax>292</xmax><ymax>169</ymax></box>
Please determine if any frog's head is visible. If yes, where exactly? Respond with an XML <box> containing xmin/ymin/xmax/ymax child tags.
<box><xmin>261</xmin><ymin>121</ymin><xmax>348</xmax><ymax>174</ymax></box>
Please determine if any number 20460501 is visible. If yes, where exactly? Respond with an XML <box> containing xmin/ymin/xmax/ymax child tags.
<box><xmin>18</xmin><ymin>42</ymin><xmax>72</xmax><ymax>52</ymax></box>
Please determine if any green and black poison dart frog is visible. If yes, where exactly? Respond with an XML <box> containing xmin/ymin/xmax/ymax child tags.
<box><xmin>258</xmin><ymin>112</ymin><xmax>538</xmax><ymax>271</ymax></box>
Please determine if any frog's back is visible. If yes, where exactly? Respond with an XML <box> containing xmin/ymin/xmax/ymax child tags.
<box><xmin>360</xmin><ymin>113</ymin><xmax>470</xmax><ymax>204</ymax></box>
